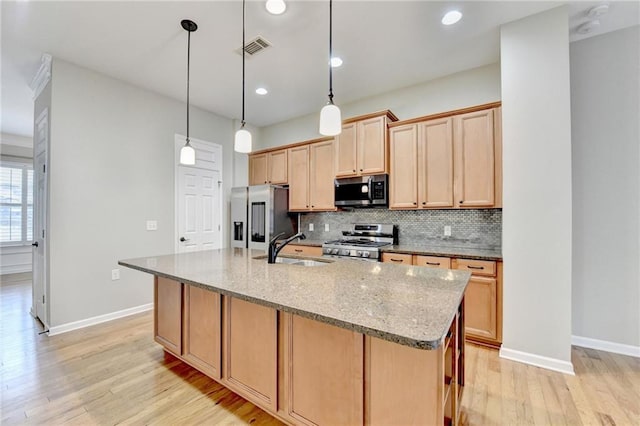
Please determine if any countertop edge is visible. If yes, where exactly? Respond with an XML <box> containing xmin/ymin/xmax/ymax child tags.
<box><xmin>119</xmin><ymin>259</ymin><xmax>444</xmax><ymax>350</ymax></box>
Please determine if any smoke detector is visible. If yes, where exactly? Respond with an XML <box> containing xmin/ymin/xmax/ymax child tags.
<box><xmin>587</xmin><ymin>4</ymin><xmax>609</xmax><ymax>19</ymax></box>
<box><xmin>576</xmin><ymin>20</ymin><xmax>601</xmax><ymax>35</ymax></box>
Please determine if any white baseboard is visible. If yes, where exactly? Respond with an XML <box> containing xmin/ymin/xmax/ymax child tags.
<box><xmin>572</xmin><ymin>335</ymin><xmax>640</xmax><ymax>358</ymax></box>
<box><xmin>48</xmin><ymin>303</ymin><xmax>153</xmax><ymax>336</ymax></box>
<box><xmin>499</xmin><ymin>347</ymin><xmax>575</xmax><ymax>375</ymax></box>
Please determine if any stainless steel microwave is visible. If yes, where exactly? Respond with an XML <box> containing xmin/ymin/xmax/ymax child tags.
<box><xmin>334</xmin><ymin>174</ymin><xmax>388</xmax><ymax>207</ymax></box>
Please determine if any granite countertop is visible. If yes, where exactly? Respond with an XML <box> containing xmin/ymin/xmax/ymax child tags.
<box><xmin>287</xmin><ymin>239</ymin><xmax>502</xmax><ymax>260</ymax></box>
<box><xmin>382</xmin><ymin>244</ymin><xmax>502</xmax><ymax>261</ymax></box>
<box><xmin>119</xmin><ymin>248</ymin><xmax>470</xmax><ymax>350</ymax></box>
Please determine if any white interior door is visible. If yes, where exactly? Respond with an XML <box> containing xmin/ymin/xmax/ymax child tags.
<box><xmin>32</xmin><ymin>109</ymin><xmax>48</xmax><ymax>325</ymax></box>
<box><xmin>177</xmin><ymin>167</ymin><xmax>221</xmax><ymax>252</ymax></box>
<box><xmin>175</xmin><ymin>135</ymin><xmax>223</xmax><ymax>253</ymax></box>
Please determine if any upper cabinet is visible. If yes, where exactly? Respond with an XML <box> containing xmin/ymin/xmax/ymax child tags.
<box><xmin>249</xmin><ymin>149</ymin><xmax>288</xmax><ymax>185</ymax></box>
<box><xmin>335</xmin><ymin>111</ymin><xmax>398</xmax><ymax>177</ymax></box>
<box><xmin>287</xmin><ymin>138</ymin><xmax>336</xmax><ymax>212</ymax></box>
<box><xmin>389</xmin><ymin>103</ymin><xmax>502</xmax><ymax>210</ymax></box>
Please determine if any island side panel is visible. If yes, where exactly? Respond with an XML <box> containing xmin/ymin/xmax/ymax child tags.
<box><xmin>223</xmin><ymin>296</ymin><xmax>278</xmax><ymax>412</ymax></box>
<box><xmin>182</xmin><ymin>284</ymin><xmax>221</xmax><ymax>380</ymax></box>
<box><xmin>283</xmin><ymin>313</ymin><xmax>364</xmax><ymax>426</ymax></box>
<box><xmin>154</xmin><ymin>276</ymin><xmax>182</xmax><ymax>355</ymax></box>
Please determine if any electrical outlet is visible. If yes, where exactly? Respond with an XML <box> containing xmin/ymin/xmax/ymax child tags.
<box><xmin>146</xmin><ymin>220</ymin><xmax>158</xmax><ymax>231</ymax></box>
<box><xmin>444</xmin><ymin>226</ymin><xmax>452</xmax><ymax>237</ymax></box>
<box><xmin>111</xmin><ymin>269</ymin><xmax>120</xmax><ymax>280</ymax></box>
<box><xmin>324</xmin><ymin>224</ymin><xmax>330</xmax><ymax>232</ymax></box>
<box><xmin>309</xmin><ymin>223</ymin><xmax>314</xmax><ymax>231</ymax></box>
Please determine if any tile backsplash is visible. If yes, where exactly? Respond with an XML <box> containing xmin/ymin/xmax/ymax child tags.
<box><xmin>299</xmin><ymin>209</ymin><xmax>502</xmax><ymax>249</ymax></box>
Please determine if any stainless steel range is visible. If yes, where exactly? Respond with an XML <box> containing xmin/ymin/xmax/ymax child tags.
<box><xmin>322</xmin><ymin>224</ymin><xmax>397</xmax><ymax>261</ymax></box>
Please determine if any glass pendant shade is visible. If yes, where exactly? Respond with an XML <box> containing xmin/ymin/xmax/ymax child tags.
<box><xmin>319</xmin><ymin>103</ymin><xmax>342</xmax><ymax>136</ymax></box>
<box><xmin>265</xmin><ymin>0</ymin><xmax>286</xmax><ymax>15</ymax></box>
<box><xmin>234</xmin><ymin>128</ymin><xmax>252</xmax><ymax>153</ymax></box>
<box><xmin>180</xmin><ymin>142</ymin><xmax>196</xmax><ymax>165</ymax></box>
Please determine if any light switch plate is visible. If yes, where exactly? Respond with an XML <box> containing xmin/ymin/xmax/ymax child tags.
<box><xmin>444</xmin><ymin>226</ymin><xmax>452</xmax><ymax>237</ymax></box>
<box><xmin>111</xmin><ymin>269</ymin><xmax>120</xmax><ymax>280</ymax></box>
<box><xmin>309</xmin><ymin>223</ymin><xmax>314</xmax><ymax>231</ymax></box>
<box><xmin>146</xmin><ymin>220</ymin><xmax>158</xmax><ymax>231</ymax></box>
<box><xmin>324</xmin><ymin>224</ymin><xmax>330</xmax><ymax>232</ymax></box>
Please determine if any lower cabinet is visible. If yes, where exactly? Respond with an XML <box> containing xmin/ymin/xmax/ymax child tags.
<box><xmin>182</xmin><ymin>284</ymin><xmax>221</xmax><ymax>379</ymax></box>
<box><xmin>154</xmin><ymin>276</ymin><xmax>182</xmax><ymax>355</ymax></box>
<box><xmin>278</xmin><ymin>244</ymin><xmax>323</xmax><ymax>257</ymax></box>
<box><xmin>223</xmin><ymin>297</ymin><xmax>278</xmax><ymax>411</ymax></box>
<box><xmin>283</xmin><ymin>314</ymin><xmax>363</xmax><ymax>426</ymax></box>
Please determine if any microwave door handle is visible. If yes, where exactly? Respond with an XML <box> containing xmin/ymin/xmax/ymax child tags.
<box><xmin>367</xmin><ymin>176</ymin><xmax>373</xmax><ymax>201</ymax></box>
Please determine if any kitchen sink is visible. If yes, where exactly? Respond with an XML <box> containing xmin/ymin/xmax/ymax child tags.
<box><xmin>253</xmin><ymin>255</ymin><xmax>333</xmax><ymax>267</ymax></box>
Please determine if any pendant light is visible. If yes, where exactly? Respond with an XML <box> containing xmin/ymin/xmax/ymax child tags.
<box><xmin>319</xmin><ymin>0</ymin><xmax>341</xmax><ymax>136</ymax></box>
<box><xmin>179</xmin><ymin>19</ymin><xmax>197</xmax><ymax>165</ymax></box>
<box><xmin>234</xmin><ymin>0</ymin><xmax>252</xmax><ymax>153</ymax></box>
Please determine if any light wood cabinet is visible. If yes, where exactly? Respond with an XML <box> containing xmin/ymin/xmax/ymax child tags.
<box><xmin>453</xmin><ymin>109</ymin><xmax>495</xmax><ymax>208</ymax></box>
<box><xmin>288</xmin><ymin>139</ymin><xmax>335</xmax><ymax>212</ymax></box>
<box><xmin>335</xmin><ymin>112</ymin><xmax>397</xmax><ymax>178</ymax></box>
<box><xmin>182</xmin><ymin>284</ymin><xmax>221</xmax><ymax>379</ymax></box>
<box><xmin>381</xmin><ymin>252</ymin><xmax>413</xmax><ymax>265</ymax></box>
<box><xmin>389</xmin><ymin>124</ymin><xmax>418</xmax><ymax>208</ymax></box>
<box><xmin>283</xmin><ymin>314</ymin><xmax>363</xmax><ymax>426</ymax></box>
<box><xmin>223</xmin><ymin>297</ymin><xmax>278</xmax><ymax>411</ymax></box>
<box><xmin>278</xmin><ymin>244</ymin><xmax>323</xmax><ymax>257</ymax></box>
<box><xmin>414</xmin><ymin>255</ymin><xmax>452</xmax><ymax>269</ymax></box>
<box><xmin>453</xmin><ymin>258</ymin><xmax>502</xmax><ymax>347</ymax></box>
<box><xmin>154</xmin><ymin>276</ymin><xmax>182</xmax><ymax>356</ymax></box>
<box><xmin>389</xmin><ymin>103</ymin><xmax>502</xmax><ymax>210</ymax></box>
<box><xmin>288</xmin><ymin>145</ymin><xmax>310</xmax><ymax>210</ymax></box>
<box><xmin>249</xmin><ymin>149</ymin><xmax>288</xmax><ymax>185</ymax></box>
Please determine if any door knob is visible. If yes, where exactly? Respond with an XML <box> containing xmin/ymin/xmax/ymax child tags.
<box><xmin>180</xmin><ymin>237</ymin><xmax>189</xmax><ymax>242</ymax></box>
<box><xmin>32</xmin><ymin>241</ymin><xmax>39</xmax><ymax>247</ymax></box>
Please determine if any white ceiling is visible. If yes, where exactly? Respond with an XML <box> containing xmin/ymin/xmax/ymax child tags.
<box><xmin>2</xmin><ymin>1</ymin><xmax>638</xmax><ymax>138</ymax></box>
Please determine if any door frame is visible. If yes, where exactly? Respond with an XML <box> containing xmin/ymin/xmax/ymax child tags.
<box><xmin>32</xmin><ymin>107</ymin><xmax>49</xmax><ymax>329</ymax></box>
<box><xmin>174</xmin><ymin>134</ymin><xmax>223</xmax><ymax>253</ymax></box>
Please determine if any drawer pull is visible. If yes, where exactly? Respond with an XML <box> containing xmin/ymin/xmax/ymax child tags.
<box><xmin>467</xmin><ymin>265</ymin><xmax>484</xmax><ymax>270</ymax></box>
<box><xmin>426</xmin><ymin>262</ymin><xmax>440</xmax><ymax>266</ymax></box>
<box><xmin>390</xmin><ymin>258</ymin><xmax>404</xmax><ymax>263</ymax></box>
<box><xmin>294</xmin><ymin>249</ymin><xmax>303</xmax><ymax>253</ymax></box>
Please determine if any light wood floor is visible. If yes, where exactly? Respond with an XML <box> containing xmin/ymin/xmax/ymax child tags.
<box><xmin>1</xmin><ymin>274</ymin><xmax>638</xmax><ymax>425</ymax></box>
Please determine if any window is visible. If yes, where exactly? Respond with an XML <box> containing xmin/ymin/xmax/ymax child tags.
<box><xmin>0</xmin><ymin>163</ymin><xmax>34</xmax><ymax>245</ymax></box>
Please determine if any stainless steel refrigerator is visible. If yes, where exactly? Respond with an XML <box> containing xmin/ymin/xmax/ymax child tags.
<box><xmin>230</xmin><ymin>185</ymin><xmax>296</xmax><ymax>251</ymax></box>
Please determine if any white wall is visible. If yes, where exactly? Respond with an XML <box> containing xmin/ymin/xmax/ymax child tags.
<box><xmin>258</xmin><ymin>63</ymin><xmax>501</xmax><ymax>150</ymax></box>
<box><xmin>500</xmin><ymin>7</ymin><xmax>574</xmax><ymax>373</ymax></box>
<box><xmin>570</xmin><ymin>26</ymin><xmax>640</xmax><ymax>348</ymax></box>
<box><xmin>46</xmin><ymin>58</ymin><xmax>239</xmax><ymax>328</ymax></box>
<box><xmin>0</xmin><ymin>133</ymin><xmax>34</xmax><ymax>274</ymax></box>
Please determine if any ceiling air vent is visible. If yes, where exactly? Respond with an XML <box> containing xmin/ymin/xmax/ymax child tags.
<box><xmin>236</xmin><ymin>36</ymin><xmax>272</xmax><ymax>57</ymax></box>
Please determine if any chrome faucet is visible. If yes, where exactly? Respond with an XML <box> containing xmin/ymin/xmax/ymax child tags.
<box><xmin>268</xmin><ymin>232</ymin><xmax>306</xmax><ymax>264</ymax></box>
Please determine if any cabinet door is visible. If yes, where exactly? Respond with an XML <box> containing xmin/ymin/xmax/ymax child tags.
<box><xmin>418</xmin><ymin>118</ymin><xmax>454</xmax><ymax>208</ymax></box>
<box><xmin>288</xmin><ymin>145</ymin><xmax>310</xmax><ymax>211</ymax></box>
<box><xmin>224</xmin><ymin>297</ymin><xmax>278</xmax><ymax>411</ymax></box>
<box><xmin>249</xmin><ymin>153</ymin><xmax>268</xmax><ymax>185</ymax></box>
<box><xmin>335</xmin><ymin>122</ymin><xmax>358</xmax><ymax>177</ymax></box>
<box><xmin>284</xmin><ymin>314</ymin><xmax>363</xmax><ymax>426</ymax></box>
<box><xmin>154</xmin><ymin>277</ymin><xmax>182</xmax><ymax>355</ymax></box>
<box><xmin>453</xmin><ymin>110</ymin><xmax>495</xmax><ymax>207</ymax></box>
<box><xmin>278</xmin><ymin>244</ymin><xmax>323</xmax><ymax>257</ymax></box>
<box><xmin>309</xmin><ymin>140</ymin><xmax>335</xmax><ymax>211</ymax></box>
<box><xmin>389</xmin><ymin>124</ymin><xmax>418</xmax><ymax>209</ymax></box>
<box><xmin>182</xmin><ymin>284</ymin><xmax>221</xmax><ymax>379</ymax></box>
<box><xmin>358</xmin><ymin>116</ymin><xmax>387</xmax><ymax>175</ymax></box>
<box><xmin>464</xmin><ymin>276</ymin><xmax>498</xmax><ymax>341</ymax></box>
<box><xmin>381</xmin><ymin>252</ymin><xmax>413</xmax><ymax>265</ymax></box>
<box><xmin>268</xmin><ymin>150</ymin><xmax>288</xmax><ymax>184</ymax></box>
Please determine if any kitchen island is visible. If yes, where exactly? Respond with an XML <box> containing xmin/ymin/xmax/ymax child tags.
<box><xmin>119</xmin><ymin>248</ymin><xmax>470</xmax><ymax>425</ymax></box>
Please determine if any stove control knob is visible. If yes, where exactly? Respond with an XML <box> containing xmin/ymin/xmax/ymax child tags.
<box><xmin>332</xmin><ymin>248</ymin><xmax>340</xmax><ymax>255</ymax></box>
<box><xmin>324</xmin><ymin>248</ymin><xmax>332</xmax><ymax>254</ymax></box>
<box><xmin>342</xmin><ymin>249</ymin><xmax>351</xmax><ymax>256</ymax></box>
<box><xmin>362</xmin><ymin>252</ymin><xmax>371</xmax><ymax>258</ymax></box>
<box><xmin>356</xmin><ymin>251</ymin><xmax>362</xmax><ymax>256</ymax></box>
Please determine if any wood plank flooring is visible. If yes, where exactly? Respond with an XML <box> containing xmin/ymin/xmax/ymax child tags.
<box><xmin>1</xmin><ymin>274</ymin><xmax>638</xmax><ymax>425</ymax></box>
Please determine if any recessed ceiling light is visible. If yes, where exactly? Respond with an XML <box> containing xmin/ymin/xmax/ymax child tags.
<box><xmin>330</xmin><ymin>57</ymin><xmax>343</xmax><ymax>68</ymax></box>
<box><xmin>265</xmin><ymin>0</ymin><xmax>286</xmax><ymax>15</ymax></box>
<box><xmin>256</xmin><ymin>87</ymin><xmax>268</xmax><ymax>95</ymax></box>
<box><xmin>441</xmin><ymin>10</ymin><xmax>462</xmax><ymax>26</ymax></box>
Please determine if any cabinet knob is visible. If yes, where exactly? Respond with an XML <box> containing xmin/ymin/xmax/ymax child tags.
<box><xmin>459</xmin><ymin>200</ymin><xmax>464</xmax><ymax>204</ymax></box>
<box><xmin>353</xmin><ymin>169</ymin><xmax>356</xmax><ymax>172</ymax></box>
<box><xmin>311</xmin><ymin>205</ymin><xmax>314</xmax><ymax>208</ymax></box>
<box><xmin>422</xmin><ymin>202</ymin><xmax>426</xmax><ymax>205</ymax></box>
<box><xmin>413</xmin><ymin>202</ymin><xmax>417</xmax><ymax>205</ymax></box>
<box><xmin>360</xmin><ymin>169</ymin><xmax>363</xmax><ymax>172</ymax></box>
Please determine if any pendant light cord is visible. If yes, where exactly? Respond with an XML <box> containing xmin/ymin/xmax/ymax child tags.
<box><xmin>328</xmin><ymin>0</ymin><xmax>334</xmax><ymax>104</ymax></box>
<box><xmin>186</xmin><ymin>29</ymin><xmax>191</xmax><ymax>142</ymax></box>
<box><xmin>241</xmin><ymin>0</ymin><xmax>246</xmax><ymax>128</ymax></box>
